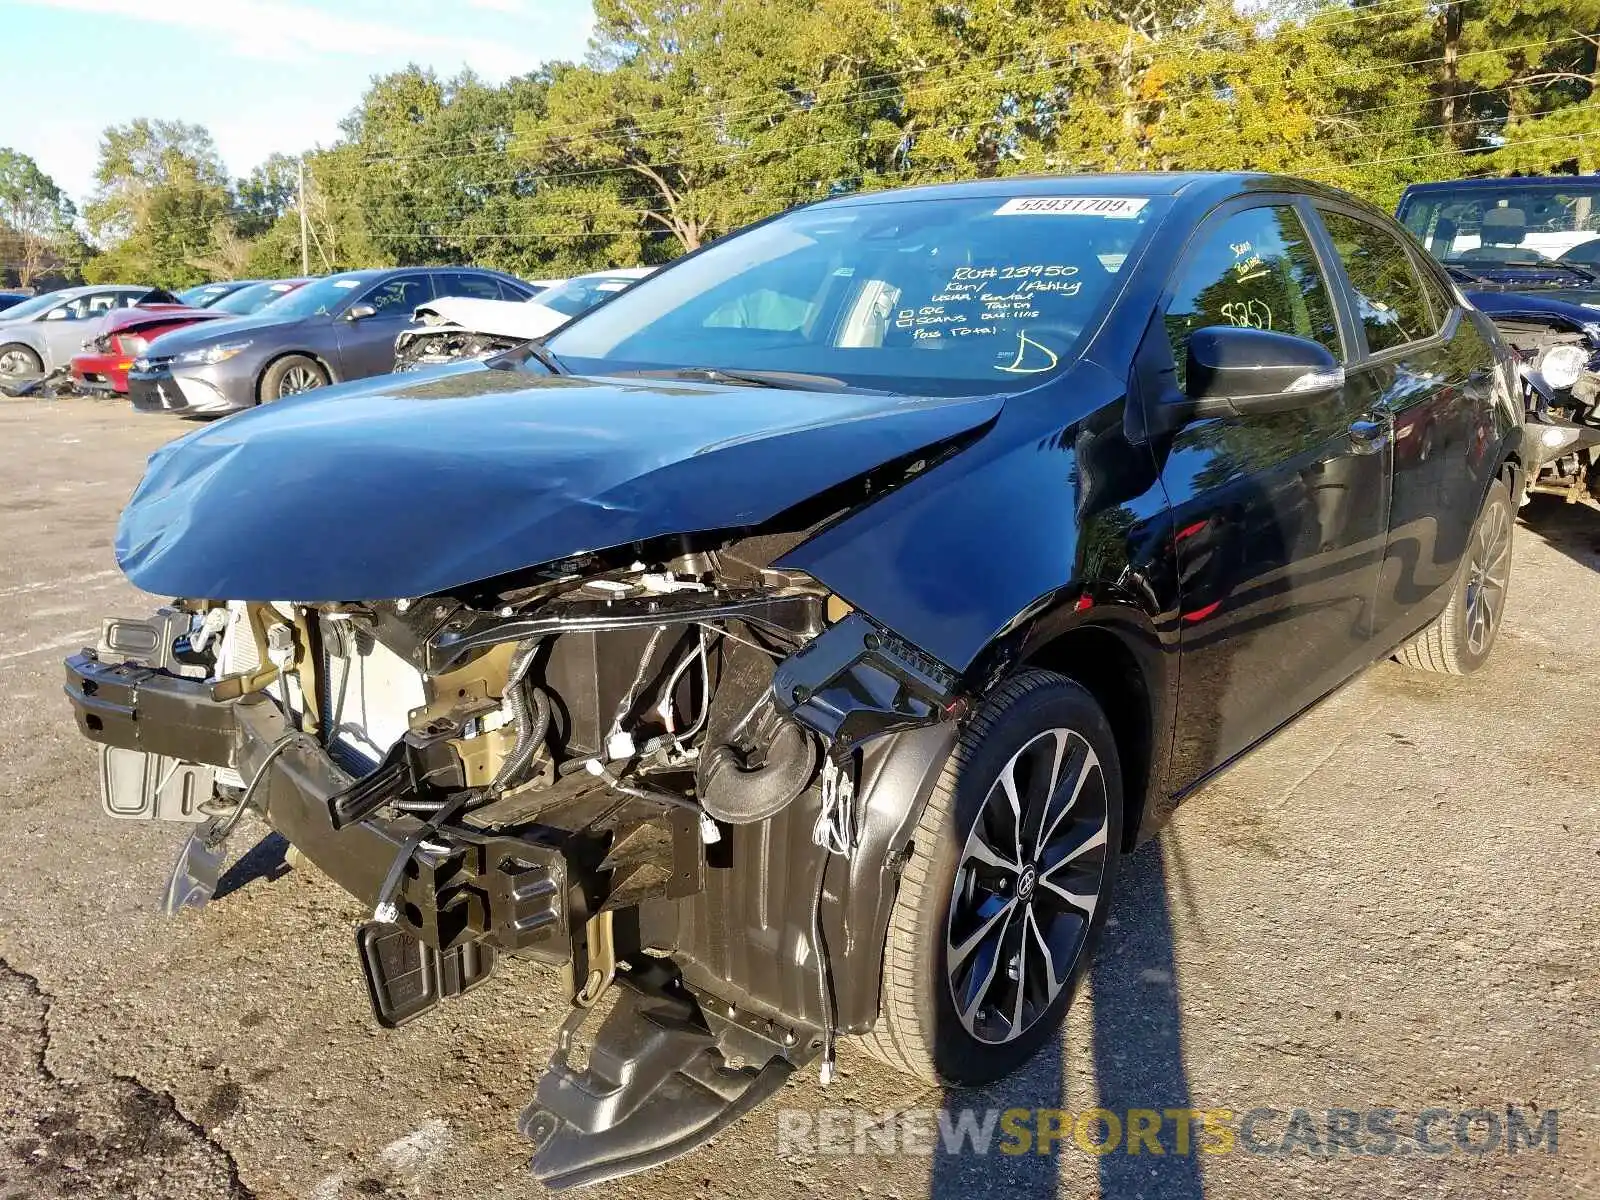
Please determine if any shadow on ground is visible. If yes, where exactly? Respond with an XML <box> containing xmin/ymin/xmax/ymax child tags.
<box><xmin>929</xmin><ymin>837</ymin><xmax>1205</xmax><ymax>1200</ymax></box>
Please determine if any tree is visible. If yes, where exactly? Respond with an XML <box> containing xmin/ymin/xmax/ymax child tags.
<box><xmin>83</xmin><ymin>119</ymin><xmax>234</xmax><ymax>288</ymax></box>
<box><xmin>0</xmin><ymin>148</ymin><xmax>78</xmax><ymax>288</ymax></box>
<box><xmin>236</xmin><ymin>152</ymin><xmax>300</xmax><ymax>239</ymax></box>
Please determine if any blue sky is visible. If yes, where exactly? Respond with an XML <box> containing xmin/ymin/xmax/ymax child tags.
<box><xmin>1</xmin><ymin>0</ymin><xmax>597</xmax><ymax>208</ymax></box>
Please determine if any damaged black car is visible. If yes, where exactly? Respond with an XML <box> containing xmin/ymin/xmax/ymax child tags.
<box><xmin>67</xmin><ymin>173</ymin><xmax>1523</xmax><ymax>1187</ymax></box>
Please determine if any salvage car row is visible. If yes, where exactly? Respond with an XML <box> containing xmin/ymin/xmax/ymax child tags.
<box><xmin>0</xmin><ymin>265</ymin><xmax>657</xmax><ymax>413</ymax></box>
<box><xmin>52</xmin><ymin>170</ymin><xmax>1600</xmax><ymax>1190</ymax></box>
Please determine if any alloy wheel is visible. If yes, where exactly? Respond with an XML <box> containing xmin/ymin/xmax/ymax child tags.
<box><xmin>0</xmin><ymin>349</ymin><xmax>36</xmax><ymax>375</ymax></box>
<box><xmin>946</xmin><ymin>727</ymin><xmax>1110</xmax><ymax>1045</ymax></box>
<box><xmin>278</xmin><ymin>366</ymin><xmax>323</xmax><ymax>397</ymax></box>
<box><xmin>1464</xmin><ymin>499</ymin><xmax>1511</xmax><ymax>656</ymax></box>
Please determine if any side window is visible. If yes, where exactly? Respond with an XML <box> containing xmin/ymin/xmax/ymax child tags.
<box><xmin>359</xmin><ymin>274</ymin><xmax>433</xmax><ymax>317</ymax></box>
<box><xmin>496</xmin><ymin>278</ymin><xmax>533</xmax><ymax>301</ymax></box>
<box><xmin>438</xmin><ymin>272</ymin><xmax>501</xmax><ymax>302</ymax></box>
<box><xmin>1412</xmin><ymin>262</ymin><xmax>1455</xmax><ymax>331</ymax></box>
<box><xmin>1319</xmin><ymin>210</ymin><xmax>1434</xmax><ymax>354</ymax></box>
<box><xmin>1165</xmin><ymin>204</ymin><xmax>1341</xmax><ymax>384</ymax></box>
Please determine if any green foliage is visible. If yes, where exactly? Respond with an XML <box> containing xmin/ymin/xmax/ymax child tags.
<box><xmin>0</xmin><ymin>148</ymin><xmax>80</xmax><ymax>287</ymax></box>
<box><xmin>77</xmin><ymin>0</ymin><xmax>1600</xmax><ymax>281</ymax></box>
<box><xmin>83</xmin><ymin>119</ymin><xmax>235</xmax><ymax>288</ymax></box>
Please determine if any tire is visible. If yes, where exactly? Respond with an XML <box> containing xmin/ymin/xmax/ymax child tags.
<box><xmin>0</xmin><ymin>343</ymin><xmax>43</xmax><ymax>376</ymax></box>
<box><xmin>258</xmin><ymin>355</ymin><xmax>328</xmax><ymax>403</ymax></box>
<box><xmin>1395</xmin><ymin>477</ymin><xmax>1514</xmax><ymax>675</ymax></box>
<box><xmin>859</xmin><ymin>669</ymin><xmax>1124</xmax><ymax>1085</ymax></box>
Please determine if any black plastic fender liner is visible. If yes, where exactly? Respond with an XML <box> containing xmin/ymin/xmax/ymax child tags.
<box><xmin>820</xmin><ymin>719</ymin><xmax>960</xmax><ymax>1034</ymax></box>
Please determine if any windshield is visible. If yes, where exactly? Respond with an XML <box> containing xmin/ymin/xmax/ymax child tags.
<box><xmin>256</xmin><ymin>273</ymin><xmax>371</xmax><ymax>319</ymax></box>
<box><xmin>209</xmin><ymin>280</ymin><xmax>300</xmax><ymax>316</ymax></box>
<box><xmin>1</xmin><ymin>290</ymin><xmax>78</xmax><ymax>322</ymax></box>
<box><xmin>535</xmin><ymin>275</ymin><xmax>643</xmax><ymax>317</ymax></box>
<box><xmin>1400</xmin><ymin>184</ymin><xmax>1600</xmax><ymax>269</ymax></box>
<box><xmin>545</xmin><ymin>194</ymin><xmax>1161</xmax><ymax>395</ymax></box>
<box><xmin>179</xmin><ymin>283</ymin><xmax>236</xmax><ymax>307</ymax></box>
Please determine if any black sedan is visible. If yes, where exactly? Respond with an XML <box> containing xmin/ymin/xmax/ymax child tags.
<box><xmin>67</xmin><ymin>172</ymin><xmax>1521</xmax><ymax>1185</ymax></box>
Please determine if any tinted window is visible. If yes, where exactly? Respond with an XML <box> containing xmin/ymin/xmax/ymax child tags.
<box><xmin>438</xmin><ymin>272</ymin><xmax>501</xmax><ymax>302</ymax></box>
<box><xmin>359</xmin><ymin>274</ymin><xmax>433</xmax><ymax>317</ymax></box>
<box><xmin>1320</xmin><ymin>210</ymin><xmax>1433</xmax><ymax>354</ymax></box>
<box><xmin>496</xmin><ymin>278</ymin><xmax>533</xmax><ymax>301</ymax></box>
<box><xmin>1412</xmin><ymin>263</ymin><xmax>1454</xmax><ymax>330</ymax></box>
<box><xmin>1165</xmin><ymin>205</ymin><xmax>1340</xmax><ymax>381</ymax></box>
<box><xmin>547</xmin><ymin>194</ymin><xmax>1163</xmax><ymax>395</ymax></box>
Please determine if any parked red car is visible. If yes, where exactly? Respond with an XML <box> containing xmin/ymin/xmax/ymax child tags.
<box><xmin>71</xmin><ymin>279</ymin><xmax>309</xmax><ymax>395</ymax></box>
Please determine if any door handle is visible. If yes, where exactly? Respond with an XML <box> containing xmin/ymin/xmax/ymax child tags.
<box><xmin>1349</xmin><ymin>417</ymin><xmax>1390</xmax><ymax>454</ymax></box>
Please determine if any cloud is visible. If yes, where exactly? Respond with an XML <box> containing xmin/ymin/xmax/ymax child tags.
<box><xmin>13</xmin><ymin>0</ymin><xmax>538</xmax><ymax>76</ymax></box>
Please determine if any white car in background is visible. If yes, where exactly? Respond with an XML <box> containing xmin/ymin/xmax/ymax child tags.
<box><xmin>394</xmin><ymin>267</ymin><xmax>656</xmax><ymax>370</ymax></box>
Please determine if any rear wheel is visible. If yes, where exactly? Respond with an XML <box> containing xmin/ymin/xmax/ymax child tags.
<box><xmin>0</xmin><ymin>343</ymin><xmax>43</xmax><ymax>376</ymax></box>
<box><xmin>1396</xmin><ymin>478</ymin><xmax>1514</xmax><ymax>674</ymax></box>
<box><xmin>860</xmin><ymin>669</ymin><xmax>1123</xmax><ymax>1085</ymax></box>
<box><xmin>259</xmin><ymin>354</ymin><xmax>328</xmax><ymax>403</ymax></box>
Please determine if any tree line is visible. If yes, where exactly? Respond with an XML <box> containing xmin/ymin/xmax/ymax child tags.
<box><xmin>4</xmin><ymin>0</ymin><xmax>1599</xmax><ymax>291</ymax></box>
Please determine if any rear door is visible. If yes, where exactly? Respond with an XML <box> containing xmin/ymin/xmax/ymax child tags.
<box><xmin>333</xmin><ymin>273</ymin><xmax>435</xmax><ymax>378</ymax></box>
<box><xmin>1310</xmin><ymin>204</ymin><xmax>1489</xmax><ymax>646</ymax></box>
<box><xmin>1154</xmin><ymin>198</ymin><xmax>1393</xmax><ymax>788</ymax></box>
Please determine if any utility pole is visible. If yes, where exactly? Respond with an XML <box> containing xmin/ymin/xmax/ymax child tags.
<box><xmin>298</xmin><ymin>155</ymin><xmax>310</xmax><ymax>276</ymax></box>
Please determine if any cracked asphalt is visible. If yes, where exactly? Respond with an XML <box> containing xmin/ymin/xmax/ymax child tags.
<box><xmin>0</xmin><ymin>396</ymin><xmax>1595</xmax><ymax>1200</ymax></box>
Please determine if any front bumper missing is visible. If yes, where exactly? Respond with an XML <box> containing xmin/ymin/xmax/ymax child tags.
<box><xmin>65</xmin><ymin>644</ymin><xmax>820</xmax><ymax>1187</ymax></box>
<box><xmin>64</xmin><ymin>650</ymin><xmax>571</xmax><ymax>961</ymax></box>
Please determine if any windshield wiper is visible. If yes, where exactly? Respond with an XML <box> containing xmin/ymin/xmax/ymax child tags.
<box><xmin>1537</xmin><ymin>259</ymin><xmax>1600</xmax><ymax>284</ymax></box>
<box><xmin>617</xmin><ymin>366</ymin><xmax>871</xmax><ymax>393</ymax></box>
<box><xmin>1447</xmin><ymin>259</ymin><xmax>1600</xmax><ymax>285</ymax></box>
<box><xmin>493</xmin><ymin>338</ymin><xmax>565</xmax><ymax>375</ymax></box>
<box><xmin>1445</xmin><ymin>263</ymin><xmax>1498</xmax><ymax>286</ymax></box>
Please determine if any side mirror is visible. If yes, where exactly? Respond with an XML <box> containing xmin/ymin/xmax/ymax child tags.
<box><xmin>1185</xmin><ymin>326</ymin><xmax>1344</xmax><ymax>416</ymax></box>
<box><xmin>345</xmin><ymin>304</ymin><xmax>377</xmax><ymax>322</ymax></box>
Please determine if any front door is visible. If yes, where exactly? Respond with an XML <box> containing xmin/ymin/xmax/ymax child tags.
<box><xmin>1153</xmin><ymin>199</ymin><xmax>1393</xmax><ymax>788</ymax></box>
<box><xmin>334</xmin><ymin>273</ymin><xmax>435</xmax><ymax>379</ymax></box>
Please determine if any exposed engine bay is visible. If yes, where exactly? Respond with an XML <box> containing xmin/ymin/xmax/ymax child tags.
<box><xmin>393</xmin><ymin>321</ymin><xmax>529</xmax><ymax>371</ymax></box>
<box><xmin>67</xmin><ymin>530</ymin><xmax>962</xmax><ymax>1187</ymax></box>
<box><xmin>1496</xmin><ymin>319</ymin><xmax>1600</xmax><ymax>504</ymax></box>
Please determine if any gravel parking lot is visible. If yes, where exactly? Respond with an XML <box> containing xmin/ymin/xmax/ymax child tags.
<box><xmin>0</xmin><ymin>396</ymin><xmax>1594</xmax><ymax>1200</ymax></box>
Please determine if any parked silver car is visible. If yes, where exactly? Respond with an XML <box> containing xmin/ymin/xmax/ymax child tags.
<box><xmin>0</xmin><ymin>285</ymin><xmax>176</xmax><ymax>376</ymax></box>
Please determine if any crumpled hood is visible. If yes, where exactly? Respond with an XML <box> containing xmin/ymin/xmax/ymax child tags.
<box><xmin>405</xmin><ymin>296</ymin><xmax>566</xmax><ymax>342</ymax></box>
<box><xmin>116</xmin><ymin>366</ymin><xmax>1003</xmax><ymax>601</ymax></box>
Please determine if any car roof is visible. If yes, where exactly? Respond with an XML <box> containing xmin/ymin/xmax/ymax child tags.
<box><xmin>1401</xmin><ymin>176</ymin><xmax>1599</xmax><ymax>195</ymax></box>
<box><xmin>808</xmin><ymin>171</ymin><xmax>1370</xmax><ymax>216</ymax></box>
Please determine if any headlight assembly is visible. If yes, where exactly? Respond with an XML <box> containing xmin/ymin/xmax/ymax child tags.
<box><xmin>1536</xmin><ymin>343</ymin><xmax>1587</xmax><ymax>391</ymax></box>
<box><xmin>176</xmin><ymin>341</ymin><xmax>251</xmax><ymax>368</ymax></box>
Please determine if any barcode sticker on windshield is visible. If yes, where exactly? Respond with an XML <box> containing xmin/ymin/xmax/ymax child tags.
<box><xmin>994</xmin><ymin>197</ymin><xmax>1149</xmax><ymax>218</ymax></box>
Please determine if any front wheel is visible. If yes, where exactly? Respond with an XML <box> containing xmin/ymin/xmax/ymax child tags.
<box><xmin>0</xmin><ymin>343</ymin><xmax>43</xmax><ymax>376</ymax></box>
<box><xmin>258</xmin><ymin>354</ymin><xmax>328</xmax><ymax>403</ymax></box>
<box><xmin>860</xmin><ymin>669</ymin><xmax>1123</xmax><ymax>1085</ymax></box>
<box><xmin>1395</xmin><ymin>477</ymin><xmax>1514</xmax><ymax>674</ymax></box>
